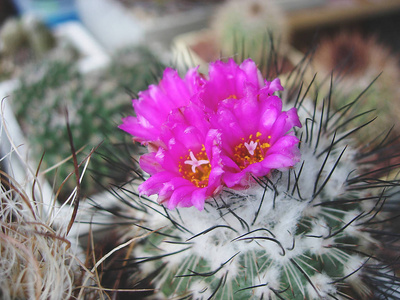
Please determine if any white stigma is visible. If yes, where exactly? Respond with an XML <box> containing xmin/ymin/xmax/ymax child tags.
<box><xmin>244</xmin><ymin>141</ymin><xmax>258</xmax><ymax>155</ymax></box>
<box><xmin>184</xmin><ymin>151</ymin><xmax>209</xmax><ymax>173</ymax></box>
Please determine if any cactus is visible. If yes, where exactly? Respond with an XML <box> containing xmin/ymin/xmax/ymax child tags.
<box><xmin>0</xmin><ymin>15</ymin><xmax>77</xmax><ymax>81</ymax></box>
<box><xmin>211</xmin><ymin>0</ymin><xmax>289</xmax><ymax>62</ymax></box>
<box><xmin>22</xmin><ymin>15</ymin><xmax>56</xmax><ymax>58</ymax></box>
<box><xmin>101</xmin><ymin>57</ymin><xmax>400</xmax><ymax>299</ymax></box>
<box><xmin>312</xmin><ymin>31</ymin><xmax>400</xmax><ymax>142</ymax></box>
<box><xmin>0</xmin><ymin>160</ymin><xmax>78</xmax><ymax>299</ymax></box>
<box><xmin>0</xmin><ymin>15</ymin><xmax>55</xmax><ymax>58</ymax></box>
<box><xmin>9</xmin><ymin>46</ymin><xmax>163</xmax><ymax>199</ymax></box>
<box><xmin>0</xmin><ymin>17</ymin><xmax>28</xmax><ymax>57</ymax></box>
<box><xmin>0</xmin><ymin>109</ymin><xmax>151</xmax><ymax>299</ymax></box>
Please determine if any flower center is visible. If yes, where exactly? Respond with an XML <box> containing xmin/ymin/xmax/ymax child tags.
<box><xmin>179</xmin><ymin>146</ymin><xmax>211</xmax><ymax>188</ymax></box>
<box><xmin>233</xmin><ymin>132</ymin><xmax>271</xmax><ymax>170</ymax></box>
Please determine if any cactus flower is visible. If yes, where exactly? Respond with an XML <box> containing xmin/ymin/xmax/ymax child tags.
<box><xmin>137</xmin><ymin>106</ymin><xmax>224</xmax><ymax>210</ymax></box>
<box><xmin>119</xmin><ymin>67</ymin><xmax>205</xmax><ymax>144</ymax></box>
<box><xmin>121</xmin><ymin>59</ymin><xmax>301</xmax><ymax>209</ymax></box>
<box><xmin>212</xmin><ymin>91</ymin><xmax>301</xmax><ymax>187</ymax></box>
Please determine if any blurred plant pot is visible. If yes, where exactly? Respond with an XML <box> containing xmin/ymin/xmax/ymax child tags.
<box><xmin>12</xmin><ymin>0</ymin><xmax>80</xmax><ymax>26</ymax></box>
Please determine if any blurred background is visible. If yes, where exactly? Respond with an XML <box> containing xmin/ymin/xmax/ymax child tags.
<box><xmin>1</xmin><ymin>0</ymin><xmax>400</xmax><ymax>199</ymax></box>
<box><xmin>1</xmin><ymin>0</ymin><xmax>400</xmax><ymax>52</ymax></box>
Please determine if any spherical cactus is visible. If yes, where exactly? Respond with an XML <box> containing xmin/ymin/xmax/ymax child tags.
<box><xmin>0</xmin><ymin>17</ymin><xmax>28</xmax><ymax>56</ymax></box>
<box><xmin>312</xmin><ymin>31</ymin><xmax>400</xmax><ymax>141</ymax></box>
<box><xmin>211</xmin><ymin>0</ymin><xmax>289</xmax><ymax>62</ymax></box>
<box><xmin>108</xmin><ymin>58</ymin><xmax>400</xmax><ymax>299</ymax></box>
<box><xmin>22</xmin><ymin>15</ymin><xmax>56</xmax><ymax>58</ymax></box>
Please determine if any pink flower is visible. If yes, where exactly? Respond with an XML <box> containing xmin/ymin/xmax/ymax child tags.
<box><xmin>138</xmin><ymin>106</ymin><xmax>223</xmax><ymax>210</ymax></box>
<box><xmin>119</xmin><ymin>67</ymin><xmax>205</xmax><ymax>144</ymax></box>
<box><xmin>211</xmin><ymin>85</ymin><xmax>301</xmax><ymax>187</ymax></box>
<box><xmin>119</xmin><ymin>58</ymin><xmax>264</xmax><ymax>144</ymax></box>
<box><xmin>120</xmin><ymin>58</ymin><xmax>302</xmax><ymax>210</ymax></box>
<box><xmin>195</xmin><ymin>58</ymin><xmax>265</xmax><ymax>112</ymax></box>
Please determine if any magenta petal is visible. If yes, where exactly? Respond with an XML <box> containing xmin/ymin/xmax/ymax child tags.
<box><xmin>286</xmin><ymin>107</ymin><xmax>302</xmax><ymax>129</ymax></box>
<box><xmin>138</xmin><ymin>172</ymin><xmax>175</xmax><ymax>196</ymax></box>
<box><xmin>211</xmin><ymin>108</ymin><xmax>245</xmax><ymax>147</ymax></box>
<box><xmin>260</xmin><ymin>153</ymin><xmax>299</xmax><ymax>169</ymax></box>
<box><xmin>184</xmin><ymin>66</ymin><xmax>206</xmax><ymax>94</ymax></box>
<box><xmin>118</xmin><ymin>116</ymin><xmax>138</xmax><ymax>136</ymax></box>
<box><xmin>223</xmin><ymin>171</ymin><xmax>249</xmax><ymax>188</ymax></box>
<box><xmin>235</xmin><ymin>96</ymin><xmax>261</xmax><ymax>134</ymax></box>
<box><xmin>202</xmin><ymin>58</ymin><xmax>259</xmax><ymax>111</ymax></box>
<box><xmin>263</xmin><ymin>78</ymin><xmax>284</xmax><ymax>95</ymax></box>
<box><xmin>191</xmin><ymin>188</ymin><xmax>208</xmax><ymax>210</ymax></box>
<box><xmin>239</xmin><ymin>59</ymin><xmax>264</xmax><ymax>89</ymax></box>
<box><xmin>119</xmin><ymin>116</ymin><xmax>158</xmax><ymax>143</ymax></box>
<box><xmin>158</xmin><ymin>177</ymin><xmax>190</xmax><ymax>203</ymax></box>
<box><xmin>268</xmin><ymin>135</ymin><xmax>301</xmax><ymax>156</ymax></box>
<box><xmin>269</xmin><ymin>110</ymin><xmax>301</xmax><ymax>144</ymax></box>
<box><xmin>139</xmin><ymin>152</ymin><xmax>161</xmax><ymax>175</ymax></box>
<box><xmin>167</xmin><ymin>185</ymin><xmax>197</xmax><ymax>209</ymax></box>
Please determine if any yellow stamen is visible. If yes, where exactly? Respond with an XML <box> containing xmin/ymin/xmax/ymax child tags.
<box><xmin>179</xmin><ymin>147</ymin><xmax>211</xmax><ymax>188</ymax></box>
<box><xmin>233</xmin><ymin>132</ymin><xmax>271</xmax><ymax>169</ymax></box>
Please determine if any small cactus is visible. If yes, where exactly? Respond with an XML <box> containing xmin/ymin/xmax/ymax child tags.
<box><xmin>0</xmin><ymin>17</ymin><xmax>28</xmax><ymax>56</ymax></box>
<box><xmin>0</xmin><ymin>15</ymin><xmax>55</xmax><ymax>59</ymax></box>
<box><xmin>312</xmin><ymin>31</ymin><xmax>400</xmax><ymax>142</ymax></box>
<box><xmin>22</xmin><ymin>15</ymin><xmax>56</xmax><ymax>58</ymax></box>
<box><xmin>211</xmin><ymin>0</ymin><xmax>289</xmax><ymax>61</ymax></box>
<box><xmin>0</xmin><ymin>15</ymin><xmax>75</xmax><ymax>81</ymax></box>
<box><xmin>106</xmin><ymin>58</ymin><xmax>400</xmax><ymax>299</ymax></box>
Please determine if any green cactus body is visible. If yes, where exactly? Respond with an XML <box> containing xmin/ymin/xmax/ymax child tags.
<box><xmin>11</xmin><ymin>47</ymin><xmax>162</xmax><ymax>199</ymax></box>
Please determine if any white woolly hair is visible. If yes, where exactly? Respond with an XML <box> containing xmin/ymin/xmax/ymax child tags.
<box><xmin>0</xmin><ymin>170</ymin><xmax>79</xmax><ymax>300</ymax></box>
<box><xmin>0</xmin><ymin>111</ymin><xmax>97</xmax><ymax>299</ymax></box>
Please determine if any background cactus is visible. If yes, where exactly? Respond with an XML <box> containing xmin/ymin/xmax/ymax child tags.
<box><xmin>0</xmin><ymin>134</ymin><xmax>140</xmax><ymax>299</ymax></box>
<box><xmin>10</xmin><ymin>46</ymin><xmax>163</xmax><ymax>199</ymax></box>
<box><xmin>87</xmin><ymin>58</ymin><xmax>400</xmax><ymax>299</ymax></box>
<box><xmin>0</xmin><ymin>15</ymin><xmax>67</xmax><ymax>81</ymax></box>
<box><xmin>312</xmin><ymin>31</ymin><xmax>400</xmax><ymax>142</ymax></box>
<box><xmin>0</xmin><ymin>163</ymin><xmax>78</xmax><ymax>299</ymax></box>
<box><xmin>211</xmin><ymin>0</ymin><xmax>289</xmax><ymax>62</ymax></box>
